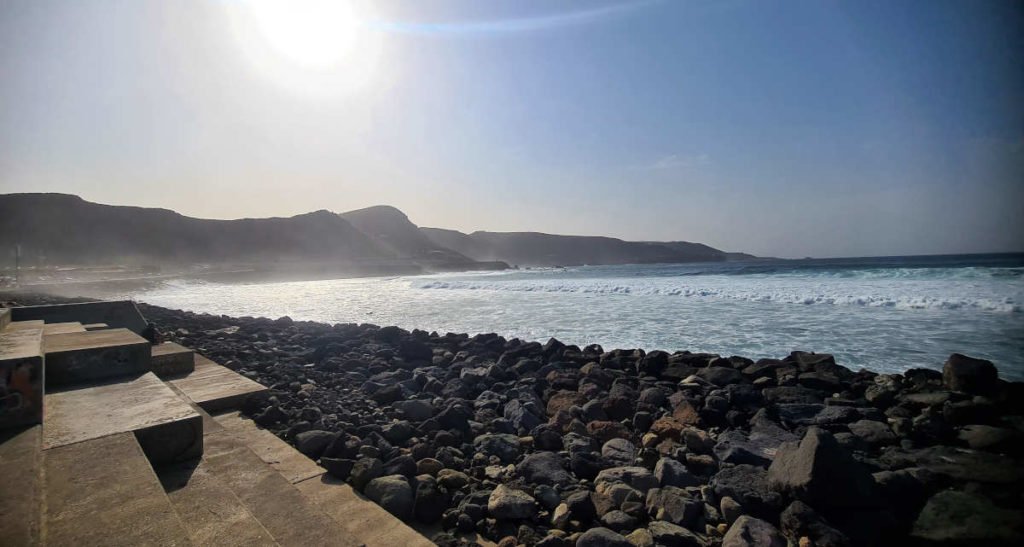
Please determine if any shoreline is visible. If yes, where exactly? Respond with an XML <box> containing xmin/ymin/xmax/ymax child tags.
<box><xmin>5</xmin><ymin>294</ymin><xmax>1023</xmax><ymax>544</ymax></box>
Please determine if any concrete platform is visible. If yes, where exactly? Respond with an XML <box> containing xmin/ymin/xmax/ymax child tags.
<box><xmin>0</xmin><ymin>425</ymin><xmax>42</xmax><ymax>546</ymax></box>
<box><xmin>0</xmin><ymin>324</ymin><xmax>44</xmax><ymax>428</ymax></box>
<box><xmin>83</xmin><ymin>322</ymin><xmax>109</xmax><ymax>331</ymax></box>
<box><xmin>12</xmin><ymin>300</ymin><xmax>147</xmax><ymax>334</ymax></box>
<box><xmin>158</xmin><ymin>458</ymin><xmax>278</xmax><ymax>547</ymax></box>
<box><xmin>151</xmin><ymin>341</ymin><xmax>195</xmax><ymax>377</ymax></box>
<box><xmin>43</xmin><ymin>328</ymin><xmax>151</xmax><ymax>386</ymax></box>
<box><xmin>43</xmin><ymin>372</ymin><xmax>202</xmax><ymax>465</ymax></box>
<box><xmin>169</xmin><ymin>355</ymin><xmax>267</xmax><ymax>412</ymax></box>
<box><xmin>3</xmin><ymin>319</ymin><xmax>45</xmax><ymax>332</ymax></box>
<box><xmin>43</xmin><ymin>432</ymin><xmax>192</xmax><ymax>546</ymax></box>
<box><xmin>42</xmin><ymin>321</ymin><xmax>86</xmax><ymax>335</ymax></box>
<box><xmin>215</xmin><ymin>412</ymin><xmax>435</xmax><ymax>547</ymax></box>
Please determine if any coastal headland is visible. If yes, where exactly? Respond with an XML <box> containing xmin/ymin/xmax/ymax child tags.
<box><xmin>76</xmin><ymin>298</ymin><xmax>1022</xmax><ymax>546</ymax></box>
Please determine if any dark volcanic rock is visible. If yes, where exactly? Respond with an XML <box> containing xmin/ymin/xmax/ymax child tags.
<box><xmin>779</xmin><ymin>501</ymin><xmax>850</xmax><ymax>547</ymax></box>
<box><xmin>516</xmin><ymin>451</ymin><xmax>572</xmax><ymax>485</ymax></box>
<box><xmin>576</xmin><ymin>527</ymin><xmax>633</xmax><ymax>547</ymax></box>
<box><xmin>910</xmin><ymin>490</ymin><xmax>1023</xmax><ymax>543</ymax></box>
<box><xmin>767</xmin><ymin>427</ymin><xmax>880</xmax><ymax>510</ymax></box>
<box><xmin>365</xmin><ymin>475</ymin><xmax>414</xmax><ymax>520</ymax></box>
<box><xmin>488</xmin><ymin>484</ymin><xmax>536</xmax><ymax>520</ymax></box>
<box><xmin>943</xmin><ymin>353</ymin><xmax>999</xmax><ymax>395</ymax></box>
<box><xmin>710</xmin><ymin>465</ymin><xmax>782</xmax><ymax>520</ymax></box>
<box><xmin>722</xmin><ymin>515</ymin><xmax>785</xmax><ymax>547</ymax></box>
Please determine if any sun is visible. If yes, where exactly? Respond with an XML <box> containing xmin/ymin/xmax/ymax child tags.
<box><xmin>225</xmin><ymin>0</ymin><xmax>384</xmax><ymax>96</ymax></box>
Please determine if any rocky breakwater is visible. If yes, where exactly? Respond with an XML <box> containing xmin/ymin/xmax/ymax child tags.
<box><xmin>139</xmin><ymin>303</ymin><xmax>1024</xmax><ymax>547</ymax></box>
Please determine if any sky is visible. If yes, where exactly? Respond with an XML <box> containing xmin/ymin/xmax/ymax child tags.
<box><xmin>1</xmin><ymin>0</ymin><xmax>1022</xmax><ymax>258</ymax></box>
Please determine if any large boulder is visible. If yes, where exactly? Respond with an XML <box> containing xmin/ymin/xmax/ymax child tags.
<box><xmin>767</xmin><ymin>427</ymin><xmax>880</xmax><ymax>510</ymax></box>
<box><xmin>294</xmin><ymin>430</ymin><xmax>336</xmax><ymax>459</ymax></box>
<box><xmin>645</xmin><ymin>486</ymin><xmax>703</xmax><ymax>528</ymax></box>
<box><xmin>595</xmin><ymin>466</ymin><xmax>659</xmax><ymax>494</ymax></box>
<box><xmin>488</xmin><ymin>484</ymin><xmax>536</xmax><ymax>520</ymax></box>
<box><xmin>778</xmin><ymin>501</ymin><xmax>850</xmax><ymax>546</ymax></box>
<box><xmin>722</xmin><ymin>515</ymin><xmax>786</xmax><ymax>547</ymax></box>
<box><xmin>647</xmin><ymin>520</ymin><xmax>704</xmax><ymax>547</ymax></box>
<box><xmin>365</xmin><ymin>475</ymin><xmax>414</xmax><ymax>521</ymax></box>
<box><xmin>943</xmin><ymin>353</ymin><xmax>999</xmax><ymax>395</ymax></box>
<box><xmin>710</xmin><ymin>465</ymin><xmax>783</xmax><ymax>520</ymax></box>
<box><xmin>393</xmin><ymin>399</ymin><xmax>435</xmax><ymax>421</ymax></box>
<box><xmin>473</xmin><ymin>433</ymin><xmax>522</xmax><ymax>463</ymax></box>
<box><xmin>516</xmin><ymin>451</ymin><xmax>573</xmax><ymax>485</ymax></box>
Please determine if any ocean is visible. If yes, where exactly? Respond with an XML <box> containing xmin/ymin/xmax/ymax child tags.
<box><xmin>126</xmin><ymin>253</ymin><xmax>1024</xmax><ymax>380</ymax></box>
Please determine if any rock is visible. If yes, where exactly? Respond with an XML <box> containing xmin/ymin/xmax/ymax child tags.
<box><xmin>350</xmin><ymin>457</ymin><xmax>383</xmax><ymax>491</ymax></box>
<box><xmin>847</xmin><ymin>419</ymin><xmax>897</xmax><ymax>446</ymax></box>
<box><xmin>625</xmin><ymin>528</ymin><xmax>655</xmax><ymax>547</ymax></box>
<box><xmin>488</xmin><ymin>484</ymin><xmax>536</xmax><ymax>520</ymax></box>
<box><xmin>601</xmin><ymin>510</ymin><xmax>637</xmax><ymax>531</ymax></box>
<box><xmin>957</xmin><ymin>424</ymin><xmax>1021</xmax><ymax>452</ymax></box>
<box><xmin>911</xmin><ymin>490</ymin><xmax>1023</xmax><ymax>542</ymax></box>
<box><xmin>722</xmin><ymin>515</ymin><xmax>785</xmax><ymax>547</ymax></box>
<box><xmin>382</xmin><ymin>421</ymin><xmax>415</xmax><ymax>444</ymax></box>
<box><xmin>646</xmin><ymin>486</ymin><xmax>703</xmax><ymax>528</ymax></box>
<box><xmin>943</xmin><ymin>353</ymin><xmax>999</xmax><ymax>395</ymax></box>
<box><xmin>416</xmin><ymin>457</ymin><xmax>444</xmax><ymax>475</ymax></box>
<box><xmin>602</xmin><ymin>438</ymin><xmax>638</xmax><ymax>465</ymax></box>
<box><xmin>710</xmin><ymin>465</ymin><xmax>782</xmax><ymax>521</ymax></box>
<box><xmin>505</xmin><ymin>399</ymin><xmax>543</xmax><ymax>433</ymax></box>
<box><xmin>588</xmin><ymin>421</ymin><xmax>632</xmax><ymax>443</ymax></box>
<box><xmin>382</xmin><ymin>454</ymin><xmax>417</xmax><ymax>478</ymax></box>
<box><xmin>654</xmin><ymin>457</ymin><xmax>700</xmax><ymax>488</ymax></box>
<box><xmin>595</xmin><ymin>467</ymin><xmax>659</xmax><ymax>494</ymax></box>
<box><xmin>877</xmin><ymin>445</ymin><xmax>1022</xmax><ymax>484</ymax></box>
<box><xmin>767</xmin><ymin>427</ymin><xmax>880</xmax><ymax>510</ymax></box>
<box><xmin>365</xmin><ymin>475</ymin><xmax>414</xmax><ymax>520</ymax></box>
<box><xmin>320</xmin><ymin>457</ymin><xmax>355</xmax><ymax>480</ymax></box>
<box><xmin>437</xmin><ymin>469</ymin><xmax>471</xmax><ymax>490</ymax></box>
<box><xmin>576</xmin><ymin>527</ymin><xmax>633</xmax><ymax>547</ymax></box>
<box><xmin>295</xmin><ymin>430</ymin><xmax>336</xmax><ymax>458</ymax></box>
<box><xmin>474</xmin><ymin>433</ymin><xmax>522</xmax><ymax>463</ymax></box>
<box><xmin>547</xmin><ymin>390</ymin><xmax>587</xmax><ymax>416</ymax></box>
<box><xmin>566</xmin><ymin>490</ymin><xmax>597</xmax><ymax>521</ymax></box>
<box><xmin>779</xmin><ymin>501</ymin><xmax>850</xmax><ymax>547</ymax></box>
<box><xmin>517</xmin><ymin>451</ymin><xmax>573</xmax><ymax>485</ymax></box>
<box><xmin>647</xmin><ymin>520</ymin><xmax>704</xmax><ymax>547</ymax></box>
<box><xmin>697</xmin><ymin>366</ymin><xmax>746</xmax><ymax>386</ymax></box>
<box><xmin>551</xmin><ymin>503</ymin><xmax>571</xmax><ymax>529</ymax></box>
<box><xmin>721</xmin><ymin>496</ymin><xmax>743</xmax><ymax>525</ymax></box>
<box><xmin>394</xmin><ymin>399</ymin><xmax>435</xmax><ymax>421</ymax></box>
<box><xmin>413</xmin><ymin>476</ymin><xmax>447</xmax><ymax>523</ymax></box>
<box><xmin>571</xmin><ymin>451</ymin><xmax>606</xmax><ymax>480</ymax></box>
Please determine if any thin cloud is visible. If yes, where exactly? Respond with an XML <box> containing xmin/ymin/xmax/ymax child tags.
<box><xmin>368</xmin><ymin>1</ymin><xmax>659</xmax><ymax>35</ymax></box>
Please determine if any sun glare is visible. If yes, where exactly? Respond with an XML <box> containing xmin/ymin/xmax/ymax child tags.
<box><xmin>225</xmin><ymin>0</ymin><xmax>384</xmax><ymax>97</ymax></box>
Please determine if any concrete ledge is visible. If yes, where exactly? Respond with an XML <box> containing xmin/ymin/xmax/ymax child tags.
<box><xmin>43</xmin><ymin>328</ymin><xmax>151</xmax><ymax>386</ymax></box>
<box><xmin>43</xmin><ymin>432</ymin><xmax>192</xmax><ymax>546</ymax></box>
<box><xmin>0</xmin><ymin>308</ymin><xmax>9</xmax><ymax>331</ymax></box>
<box><xmin>0</xmin><ymin>325</ymin><xmax>44</xmax><ymax>428</ymax></box>
<box><xmin>151</xmin><ymin>341</ymin><xmax>195</xmax><ymax>378</ymax></box>
<box><xmin>83</xmin><ymin>322</ymin><xmax>109</xmax><ymax>331</ymax></box>
<box><xmin>42</xmin><ymin>321</ymin><xmax>86</xmax><ymax>335</ymax></box>
<box><xmin>0</xmin><ymin>425</ymin><xmax>42</xmax><ymax>546</ymax></box>
<box><xmin>44</xmin><ymin>372</ymin><xmax>202</xmax><ymax>465</ymax></box>
<box><xmin>11</xmin><ymin>300</ymin><xmax>147</xmax><ymax>334</ymax></box>
<box><xmin>169</xmin><ymin>355</ymin><xmax>267</xmax><ymax>413</ymax></box>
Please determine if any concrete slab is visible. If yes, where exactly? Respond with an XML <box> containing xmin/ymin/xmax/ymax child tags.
<box><xmin>43</xmin><ymin>372</ymin><xmax>202</xmax><ymax>464</ymax></box>
<box><xmin>43</xmin><ymin>328</ymin><xmax>151</xmax><ymax>386</ymax></box>
<box><xmin>42</xmin><ymin>432</ymin><xmax>192</xmax><ymax>546</ymax></box>
<box><xmin>42</xmin><ymin>321</ymin><xmax>86</xmax><ymax>335</ymax></box>
<box><xmin>0</xmin><ymin>425</ymin><xmax>42</xmax><ymax>546</ymax></box>
<box><xmin>3</xmin><ymin>319</ymin><xmax>44</xmax><ymax>332</ymax></box>
<box><xmin>0</xmin><ymin>307</ymin><xmax>9</xmax><ymax>331</ymax></box>
<box><xmin>0</xmin><ymin>325</ymin><xmax>44</xmax><ymax>428</ymax></box>
<box><xmin>295</xmin><ymin>475</ymin><xmax>437</xmax><ymax>547</ymax></box>
<box><xmin>169</xmin><ymin>355</ymin><xmax>267</xmax><ymax>413</ymax></box>
<box><xmin>83</xmin><ymin>322</ymin><xmax>109</xmax><ymax>331</ymax></box>
<box><xmin>215</xmin><ymin>411</ymin><xmax>324</xmax><ymax>484</ymax></box>
<box><xmin>202</xmin><ymin>429</ymin><xmax>361</xmax><ymax>547</ymax></box>
<box><xmin>12</xmin><ymin>300</ymin><xmax>147</xmax><ymax>334</ymax></box>
<box><xmin>151</xmin><ymin>341</ymin><xmax>195</xmax><ymax>377</ymax></box>
<box><xmin>157</xmin><ymin>458</ymin><xmax>278</xmax><ymax>547</ymax></box>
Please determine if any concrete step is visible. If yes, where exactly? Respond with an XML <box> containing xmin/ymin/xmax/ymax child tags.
<box><xmin>3</xmin><ymin>319</ymin><xmax>44</xmax><ymax>332</ymax></box>
<box><xmin>42</xmin><ymin>321</ymin><xmax>86</xmax><ymax>335</ymax></box>
<box><xmin>214</xmin><ymin>411</ymin><xmax>436</xmax><ymax>547</ymax></box>
<box><xmin>0</xmin><ymin>307</ymin><xmax>10</xmax><ymax>331</ymax></box>
<box><xmin>0</xmin><ymin>425</ymin><xmax>43</xmax><ymax>546</ymax></box>
<box><xmin>43</xmin><ymin>372</ymin><xmax>202</xmax><ymax>465</ymax></box>
<box><xmin>43</xmin><ymin>328</ymin><xmax>151</xmax><ymax>386</ymax></box>
<box><xmin>157</xmin><ymin>457</ymin><xmax>279</xmax><ymax>547</ymax></box>
<box><xmin>168</xmin><ymin>355</ymin><xmax>268</xmax><ymax>413</ymax></box>
<box><xmin>0</xmin><ymin>323</ymin><xmax>44</xmax><ymax>428</ymax></box>
<box><xmin>152</xmin><ymin>341</ymin><xmax>195</xmax><ymax>378</ymax></box>
<box><xmin>42</xmin><ymin>432</ymin><xmax>193</xmax><ymax>546</ymax></box>
<box><xmin>83</xmin><ymin>322</ymin><xmax>108</xmax><ymax>331</ymax></box>
<box><xmin>200</xmin><ymin>420</ymin><xmax>362</xmax><ymax>546</ymax></box>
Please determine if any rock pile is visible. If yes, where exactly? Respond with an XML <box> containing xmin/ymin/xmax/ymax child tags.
<box><xmin>138</xmin><ymin>304</ymin><xmax>1024</xmax><ymax>546</ymax></box>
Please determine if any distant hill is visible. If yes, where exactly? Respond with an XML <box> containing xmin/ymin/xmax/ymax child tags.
<box><xmin>420</xmin><ymin>228</ymin><xmax>745</xmax><ymax>267</ymax></box>
<box><xmin>340</xmin><ymin>205</ymin><xmax>473</xmax><ymax>265</ymax></box>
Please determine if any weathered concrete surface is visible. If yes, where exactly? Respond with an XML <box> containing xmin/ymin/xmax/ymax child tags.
<box><xmin>202</xmin><ymin>428</ymin><xmax>362</xmax><ymax>547</ymax></box>
<box><xmin>43</xmin><ymin>328</ymin><xmax>151</xmax><ymax>386</ymax></box>
<box><xmin>0</xmin><ymin>425</ymin><xmax>42</xmax><ymax>546</ymax></box>
<box><xmin>12</xmin><ymin>300</ymin><xmax>147</xmax><ymax>334</ymax></box>
<box><xmin>0</xmin><ymin>323</ymin><xmax>44</xmax><ymax>428</ymax></box>
<box><xmin>43</xmin><ymin>432</ymin><xmax>192</xmax><ymax>546</ymax></box>
<box><xmin>43</xmin><ymin>372</ymin><xmax>202</xmax><ymax>464</ymax></box>
<box><xmin>0</xmin><ymin>307</ymin><xmax>9</xmax><ymax>330</ymax></box>
<box><xmin>41</xmin><ymin>321</ymin><xmax>86</xmax><ymax>335</ymax></box>
<box><xmin>151</xmin><ymin>341</ymin><xmax>195</xmax><ymax>377</ymax></box>
<box><xmin>215</xmin><ymin>411</ymin><xmax>435</xmax><ymax>547</ymax></box>
<box><xmin>83</xmin><ymin>322</ymin><xmax>108</xmax><ymax>331</ymax></box>
<box><xmin>169</xmin><ymin>355</ymin><xmax>267</xmax><ymax>412</ymax></box>
<box><xmin>157</xmin><ymin>458</ymin><xmax>278</xmax><ymax>547</ymax></box>
<box><xmin>3</xmin><ymin>319</ymin><xmax>44</xmax><ymax>332</ymax></box>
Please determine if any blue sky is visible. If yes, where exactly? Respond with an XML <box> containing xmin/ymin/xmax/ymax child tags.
<box><xmin>1</xmin><ymin>0</ymin><xmax>1021</xmax><ymax>257</ymax></box>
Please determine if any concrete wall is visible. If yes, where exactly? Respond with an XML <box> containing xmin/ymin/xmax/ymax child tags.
<box><xmin>11</xmin><ymin>301</ymin><xmax>147</xmax><ymax>334</ymax></box>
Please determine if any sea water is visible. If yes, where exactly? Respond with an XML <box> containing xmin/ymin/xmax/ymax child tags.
<box><xmin>127</xmin><ymin>254</ymin><xmax>1024</xmax><ymax>380</ymax></box>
